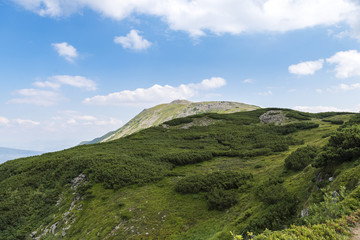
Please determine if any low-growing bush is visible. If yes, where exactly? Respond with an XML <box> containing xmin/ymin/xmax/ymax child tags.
<box><xmin>164</xmin><ymin>117</ymin><xmax>193</xmax><ymax>126</ymax></box>
<box><xmin>207</xmin><ymin>188</ymin><xmax>237</xmax><ymax>211</ymax></box>
<box><xmin>323</xmin><ymin>119</ymin><xmax>344</xmax><ymax>125</ymax></box>
<box><xmin>175</xmin><ymin>171</ymin><xmax>253</xmax><ymax>194</ymax></box>
<box><xmin>313</xmin><ymin>125</ymin><xmax>360</xmax><ymax>167</ymax></box>
<box><xmin>284</xmin><ymin>146</ymin><xmax>318</xmax><ymax>171</ymax></box>
<box><xmin>275</xmin><ymin>122</ymin><xmax>319</xmax><ymax>135</ymax></box>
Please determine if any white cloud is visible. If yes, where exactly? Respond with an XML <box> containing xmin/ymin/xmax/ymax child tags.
<box><xmin>0</xmin><ymin>117</ymin><xmax>10</xmax><ymax>125</ymax></box>
<box><xmin>35</xmin><ymin>75</ymin><xmax>97</xmax><ymax>91</ymax></box>
<box><xmin>33</xmin><ymin>81</ymin><xmax>61</xmax><ymax>89</ymax></box>
<box><xmin>54</xmin><ymin>111</ymin><xmax>123</xmax><ymax>127</ymax></box>
<box><xmin>258</xmin><ymin>90</ymin><xmax>272</xmax><ymax>96</ymax></box>
<box><xmin>52</xmin><ymin>42</ymin><xmax>78</xmax><ymax>62</ymax></box>
<box><xmin>83</xmin><ymin>77</ymin><xmax>226</xmax><ymax>106</ymax></box>
<box><xmin>327</xmin><ymin>83</ymin><xmax>360</xmax><ymax>92</ymax></box>
<box><xmin>196</xmin><ymin>77</ymin><xmax>226</xmax><ymax>89</ymax></box>
<box><xmin>10</xmin><ymin>0</ymin><xmax>360</xmax><ymax>38</ymax></box>
<box><xmin>326</xmin><ymin>50</ymin><xmax>360</xmax><ymax>78</ymax></box>
<box><xmin>114</xmin><ymin>30</ymin><xmax>152</xmax><ymax>51</ymax></box>
<box><xmin>14</xmin><ymin>119</ymin><xmax>40</xmax><ymax>126</ymax></box>
<box><xmin>288</xmin><ymin>59</ymin><xmax>324</xmax><ymax>75</ymax></box>
<box><xmin>9</xmin><ymin>88</ymin><xmax>62</xmax><ymax>106</ymax></box>
<box><xmin>293</xmin><ymin>105</ymin><xmax>359</xmax><ymax>113</ymax></box>
<box><xmin>51</xmin><ymin>75</ymin><xmax>96</xmax><ymax>90</ymax></box>
<box><xmin>243</xmin><ymin>79</ymin><xmax>254</xmax><ymax>83</ymax></box>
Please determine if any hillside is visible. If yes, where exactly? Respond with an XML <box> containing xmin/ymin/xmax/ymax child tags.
<box><xmin>82</xmin><ymin>100</ymin><xmax>259</xmax><ymax>144</ymax></box>
<box><xmin>0</xmin><ymin>147</ymin><xmax>42</xmax><ymax>164</ymax></box>
<box><xmin>1</xmin><ymin>108</ymin><xmax>360</xmax><ymax>239</ymax></box>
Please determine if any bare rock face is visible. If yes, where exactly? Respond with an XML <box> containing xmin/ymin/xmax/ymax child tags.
<box><xmin>259</xmin><ymin>110</ymin><xmax>286</xmax><ymax>124</ymax></box>
<box><xmin>71</xmin><ymin>173</ymin><xmax>87</xmax><ymax>189</ymax></box>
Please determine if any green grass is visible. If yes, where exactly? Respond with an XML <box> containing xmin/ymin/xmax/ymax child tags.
<box><xmin>1</xmin><ymin>109</ymin><xmax>359</xmax><ymax>239</ymax></box>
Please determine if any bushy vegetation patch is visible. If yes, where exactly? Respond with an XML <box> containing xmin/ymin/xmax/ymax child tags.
<box><xmin>156</xmin><ymin>151</ymin><xmax>214</xmax><ymax>166</ymax></box>
<box><xmin>274</xmin><ymin>122</ymin><xmax>319</xmax><ymax>135</ymax></box>
<box><xmin>322</xmin><ymin>119</ymin><xmax>344</xmax><ymax>125</ymax></box>
<box><xmin>164</xmin><ymin>117</ymin><xmax>193</xmax><ymax>126</ymax></box>
<box><xmin>175</xmin><ymin>171</ymin><xmax>253</xmax><ymax>194</ymax></box>
<box><xmin>314</xmin><ymin>125</ymin><xmax>360</xmax><ymax>167</ymax></box>
<box><xmin>243</xmin><ymin>177</ymin><xmax>298</xmax><ymax>232</ymax></box>
<box><xmin>0</xmin><ymin>108</ymin><xmax>351</xmax><ymax>239</ymax></box>
<box><xmin>284</xmin><ymin>146</ymin><xmax>318</xmax><ymax>171</ymax></box>
<box><xmin>206</xmin><ymin>188</ymin><xmax>238</xmax><ymax>211</ymax></box>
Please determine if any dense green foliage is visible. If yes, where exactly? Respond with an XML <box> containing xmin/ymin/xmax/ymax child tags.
<box><xmin>244</xmin><ymin>177</ymin><xmax>298</xmax><ymax>232</ymax></box>
<box><xmin>322</xmin><ymin>119</ymin><xmax>344</xmax><ymax>125</ymax></box>
<box><xmin>314</xmin><ymin>125</ymin><xmax>360</xmax><ymax>167</ymax></box>
<box><xmin>175</xmin><ymin>171</ymin><xmax>253</xmax><ymax>194</ymax></box>
<box><xmin>206</xmin><ymin>188</ymin><xmax>238</xmax><ymax>211</ymax></box>
<box><xmin>284</xmin><ymin>145</ymin><xmax>318</xmax><ymax>171</ymax></box>
<box><xmin>164</xmin><ymin>117</ymin><xmax>194</xmax><ymax>126</ymax></box>
<box><xmin>1</xmin><ymin>109</ymin><xmax>359</xmax><ymax>239</ymax></box>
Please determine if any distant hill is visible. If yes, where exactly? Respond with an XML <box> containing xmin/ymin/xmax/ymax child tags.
<box><xmin>0</xmin><ymin>147</ymin><xmax>42</xmax><ymax>164</ymax></box>
<box><xmin>82</xmin><ymin>100</ymin><xmax>259</xmax><ymax>144</ymax></box>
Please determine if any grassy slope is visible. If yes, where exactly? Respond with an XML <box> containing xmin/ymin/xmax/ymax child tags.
<box><xmin>92</xmin><ymin>101</ymin><xmax>259</xmax><ymax>143</ymax></box>
<box><xmin>1</xmin><ymin>109</ymin><xmax>359</xmax><ymax>240</ymax></box>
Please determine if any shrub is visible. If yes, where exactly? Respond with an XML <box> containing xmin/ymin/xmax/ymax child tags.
<box><xmin>175</xmin><ymin>171</ymin><xmax>253</xmax><ymax>194</ymax></box>
<box><xmin>275</xmin><ymin>122</ymin><xmax>319</xmax><ymax>135</ymax></box>
<box><xmin>313</xmin><ymin>125</ymin><xmax>360</xmax><ymax>167</ymax></box>
<box><xmin>303</xmin><ymin>186</ymin><xmax>349</xmax><ymax>225</ymax></box>
<box><xmin>322</xmin><ymin>119</ymin><xmax>344</xmax><ymax>125</ymax></box>
<box><xmin>284</xmin><ymin>146</ymin><xmax>318</xmax><ymax>171</ymax></box>
<box><xmin>207</xmin><ymin>188</ymin><xmax>238</xmax><ymax>211</ymax></box>
<box><xmin>164</xmin><ymin>117</ymin><xmax>193</xmax><ymax>126</ymax></box>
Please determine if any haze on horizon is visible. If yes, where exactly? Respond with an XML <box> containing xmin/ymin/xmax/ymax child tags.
<box><xmin>1</xmin><ymin>0</ymin><xmax>360</xmax><ymax>152</ymax></box>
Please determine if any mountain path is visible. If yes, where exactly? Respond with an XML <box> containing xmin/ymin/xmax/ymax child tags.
<box><xmin>352</xmin><ymin>224</ymin><xmax>360</xmax><ymax>240</ymax></box>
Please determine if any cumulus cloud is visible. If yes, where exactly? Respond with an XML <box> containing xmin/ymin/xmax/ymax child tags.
<box><xmin>52</xmin><ymin>42</ymin><xmax>78</xmax><ymax>62</ymax></box>
<box><xmin>14</xmin><ymin>119</ymin><xmax>40</xmax><ymax>126</ymax></box>
<box><xmin>114</xmin><ymin>30</ymin><xmax>152</xmax><ymax>51</ymax></box>
<box><xmin>0</xmin><ymin>117</ymin><xmax>10</xmax><ymax>125</ymax></box>
<box><xmin>326</xmin><ymin>50</ymin><xmax>360</xmax><ymax>78</ymax></box>
<box><xmin>293</xmin><ymin>105</ymin><xmax>359</xmax><ymax>113</ymax></box>
<box><xmin>83</xmin><ymin>77</ymin><xmax>226</xmax><ymax>106</ymax></box>
<box><xmin>9</xmin><ymin>89</ymin><xmax>62</xmax><ymax>106</ymax></box>
<box><xmin>54</xmin><ymin>111</ymin><xmax>123</xmax><ymax>127</ymax></box>
<box><xmin>34</xmin><ymin>75</ymin><xmax>97</xmax><ymax>91</ymax></box>
<box><xmin>243</xmin><ymin>79</ymin><xmax>254</xmax><ymax>83</ymax></box>
<box><xmin>288</xmin><ymin>59</ymin><xmax>324</xmax><ymax>75</ymax></box>
<box><xmin>10</xmin><ymin>0</ymin><xmax>360</xmax><ymax>38</ymax></box>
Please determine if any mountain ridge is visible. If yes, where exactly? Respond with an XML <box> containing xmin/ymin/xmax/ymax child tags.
<box><xmin>2</xmin><ymin>108</ymin><xmax>360</xmax><ymax>239</ymax></box>
<box><xmin>82</xmin><ymin>100</ymin><xmax>259</xmax><ymax>144</ymax></box>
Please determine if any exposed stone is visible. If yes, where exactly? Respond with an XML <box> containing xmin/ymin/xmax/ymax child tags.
<box><xmin>49</xmin><ymin>222</ymin><xmax>59</xmax><ymax>234</ymax></box>
<box><xmin>301</xmin><ymin>208</ymin><xmax>309</xmax><ymax>218</ymax></box>
<box><xmin>71</xmin><ymin>173</ymin><xmax>87</xmax><ymax>189</ymax></box>
<box><xmin>259</xmin><ymin>110</ymin><xmax>286</xmax><ymax>124</ymax></box>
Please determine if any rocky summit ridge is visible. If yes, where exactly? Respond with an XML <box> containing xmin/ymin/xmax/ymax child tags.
<box><xmin>82</xmin><ymin>100</ymin><xmax>259</xmax><ymax>144</ymax></box>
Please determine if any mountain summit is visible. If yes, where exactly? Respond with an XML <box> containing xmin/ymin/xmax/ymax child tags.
<box><xmin>82</xmin><ymin>100</ymin><xmax>259</xmax><ymax>144</ymax></box>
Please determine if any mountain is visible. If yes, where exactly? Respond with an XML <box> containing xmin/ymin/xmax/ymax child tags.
<box><xmin>1</xmin><ymin>108</ymin><xmax>360</xmax><ymax>240</ymax></box>
<box><xmin>82</xmin><ymin>100</ymin><xmax>259</xmax><ymax>144</ymax></box>
<box><xmin>0</xmin><ymin>147</ymin><xmax>42</xmax><ymax>164</ymax></box>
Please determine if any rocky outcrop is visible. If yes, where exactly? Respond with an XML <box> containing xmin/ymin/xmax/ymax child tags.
<box><xmin>30</xmin><ymin>173</ymin><xmax>88</xmax><ymax>239</ymax></box>
<box><xmin>259</xmin><ymin>110</ymin><xmax>286</xmax><ymax>124</ymax></box>
<box><xmin>94</xmin><ymin>100</ymin><xmax>259</xmax><ymax>143</ymax></box>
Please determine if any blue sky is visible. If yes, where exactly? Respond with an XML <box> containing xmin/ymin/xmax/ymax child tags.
<box><xmin>1</xmin><ymin>0</ymin><xmax>360</xmax><ymax>151</ymax></box>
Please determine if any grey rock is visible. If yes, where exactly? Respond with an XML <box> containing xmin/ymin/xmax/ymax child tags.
<box><xmin>259</xmin><ymin>110</ymin><xmax>286</xmax><ymax>124</ymax></box>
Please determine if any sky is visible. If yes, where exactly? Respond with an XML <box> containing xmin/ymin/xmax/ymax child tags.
<box><xmin>1</xmin><ymin>0</ymin><xmax>360</xmax><ymax>152</ymax></box>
